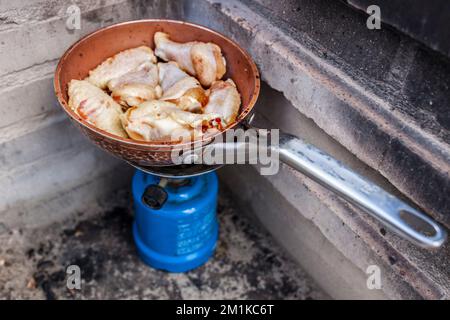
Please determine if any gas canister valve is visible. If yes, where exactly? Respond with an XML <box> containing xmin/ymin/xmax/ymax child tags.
<box><xmin>142</xmin><ymin>182</ymin><xmax>168</xmax><ymax>209</ymax></box>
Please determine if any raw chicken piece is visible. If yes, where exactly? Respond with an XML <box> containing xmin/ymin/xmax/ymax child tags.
<box><xmin>204</xmin><ymin>79</ymin><xmax>241</xmax><ymax>125</ymax></box>
<box><xmin>87</xmin><ymin>46</ymin><xmax>157</xmax><ymax>89</ymax></box>
<box><xmin>121</xmin><ymin>100</ymin><xmax>223</xmax><ymax>142</ymax></box>
<box><xmin>68</xmin><ymin>80</ymin><xmax>127</xmax><ymax>138</ymax></box>
<box><xmin>158</xmin><ymin>62</ymin><xmax>208</xmax><ymax>112</ymax></box>
<box><xmin>154</xmin><ymin>32</ymin><xmax>226</xmax><ymax>87</ymax></box>
<box><xmin>108</xmin><ymin>63</ymin><xmax>162</xmax><ymax>108</ymax></box>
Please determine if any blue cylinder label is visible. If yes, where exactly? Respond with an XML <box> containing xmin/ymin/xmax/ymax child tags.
<box><xmin>176</xmin><ymin>204</ymin><xmax>216</xmax><ymax>255</ymax></box>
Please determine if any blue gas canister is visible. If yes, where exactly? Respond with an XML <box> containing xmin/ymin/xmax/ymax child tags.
<box><xmin>132</xmin><ymin>170</ymin><xmax>219</xmax><ymax>272</ymax></box>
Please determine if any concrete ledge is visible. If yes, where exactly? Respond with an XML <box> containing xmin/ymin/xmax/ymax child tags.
<box><xmin>346</xmin><ymin>0</ymin><xmax>450</xmax><ymax>58</ymax></box>
<box><xmin>184</xmin><ymin>0</ymin><xmax>450</xmax><ymax>228</ymax></box>
<box><xmin>0</xmin><ymin>0</ymin><xmax>184</xmax><ymax>229</ymax></box>
<box><xmin>0</xmin><ymin>142</ymin><xmax>124</xmax><ymax>217</ymax></box>
<box><xmin>0</xmin><ymin>119</ymin><xmax>85</xmax><ymax>171</ymax></box>
<box><xmin>0</xmin><ymin>164</ymin><xmax>132</xmax><ymax>230</ymax></box>
<box><xmin>218</xmin><ymin>83</ymin><xmax>450</xmax><ymax>299</ymax></box>
<box><xmin>0</xmin><ymin>0</ymin><xmax>183</xmax><ymax>77</ymax></box>
<box><xmin>0</xmin><ymin>0</ymin><xmax>123</xmax><ymax>31</ymax></box>
<box><xmin>0</xmin><ymin>0</ymin><xmax>183</xmax><ymax>229</ymax></box>
<box><xmin>0</xmin><ymin>188</ymin><xmax>326</xmax><ymax>300</ymax></box>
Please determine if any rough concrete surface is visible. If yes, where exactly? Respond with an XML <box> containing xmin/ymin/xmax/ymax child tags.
<box><xmin>0</xmin><ymin>0</ymin><xmax>184</xmax><ymax>230</ymax></box>
<box><xmin>0</xmin><ymin>188</ymin><xmax>327</xmax><ymax>300</ymax></box>
<box><xmin>184</xmin><ymin>0</ymin><xmax>450</xmax><ymax>228</ymax></box>
<box><xmin>216</xmin><ymin>83</ymin><xmax>450</xmax><ymax>299</ymax></box>
<box><xmin>1</xmin><ymin>0</ymin><xmax>448</xmax><ymax>301</ymax></box>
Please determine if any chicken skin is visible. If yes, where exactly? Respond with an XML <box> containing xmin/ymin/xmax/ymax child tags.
<box><xmin>204</xmin><ymin>79</ymin><xmax>241</xmax><ymax>125</ymax></box>
<box><xmin>158</xmin><ymin>62</ymin><xmax>208</xmax><ymax>112</ymax></box>
<box><xmin>108</xmin><ymin>63</ymin><xmax>162</xmax><ymax>108</ymax></box>
<box><xmin>68</xmin><ymin>80</ymin><xmax>127</xmax><ymax>138</ymax></box>
<box><xmin>154</xmin><ymin>32</ymin><xmax>226</xmax><ymax>87</ymax></box>
<box><xmin>87</xmin><ymin>46</ymin><xmax>157</xmax><ymax>89</ymax></box>
<box><xmin>121</xmin><ymin>100</ymin><xmax>223</xmax><ymax>142</ymax></box>
<box><xmin>67</xmin><ymin>35</ymin><xmax>242</xmax><ymax>143</ymax></box>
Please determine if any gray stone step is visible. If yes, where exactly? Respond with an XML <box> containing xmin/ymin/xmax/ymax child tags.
<box><xmin>184</xmin><ymin>0</ymin><xmax>450</xmax><ymax>228</ymax></box>
<box><xmin>0</xmin><ymin>189</ymin><xmax>327</xmax><ymax>300</ymax></box>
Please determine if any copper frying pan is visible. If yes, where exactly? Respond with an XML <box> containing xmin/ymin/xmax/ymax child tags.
<box><xmin>54</xmin><ymin>20</ymin><xmax>446</xmax><ymax>248</ymax></box>
<box><xmin>54</xmin><ymin>20</ymin><xmax>259</xmax><ymax>168</ymax></box>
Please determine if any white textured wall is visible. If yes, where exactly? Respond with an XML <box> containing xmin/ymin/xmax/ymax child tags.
<box><xmin>0</xmin><ymin>0</ymin><xmax>182</xmax><ymax>230</ymax></box>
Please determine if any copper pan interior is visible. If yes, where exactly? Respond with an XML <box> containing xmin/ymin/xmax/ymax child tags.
<box><xmin>54</xmin><ymin>20</ymin><xmax>261</xmax><ymax>150</ymax></box>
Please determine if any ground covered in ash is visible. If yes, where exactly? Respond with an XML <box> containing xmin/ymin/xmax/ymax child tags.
<box><xmin>0</xmin><ymin>189</ymin><xmax>327</xmax><ymax>299</ymax></box>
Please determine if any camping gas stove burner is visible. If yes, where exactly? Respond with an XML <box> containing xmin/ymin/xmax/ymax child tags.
<box><xmin>132</xmin><ymin>169</ymin><xmax>219</xmax><ymax>272</ymax></box>
<box><xmin>129</xmin><ymin>163</ymin><xmax>224</xmax><ymax>179</ymax></box>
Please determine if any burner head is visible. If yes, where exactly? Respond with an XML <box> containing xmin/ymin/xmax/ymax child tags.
<box><xmin>129</xmin><ymin>163</ymin><xmax>224</xmax><ymax>178</ymax></box>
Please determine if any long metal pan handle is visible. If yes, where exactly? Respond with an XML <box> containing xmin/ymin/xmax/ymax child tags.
<box><xmin>273</xmin><ymin>132</ymin><xmax>446</xmax><ymax>248</ymax></box>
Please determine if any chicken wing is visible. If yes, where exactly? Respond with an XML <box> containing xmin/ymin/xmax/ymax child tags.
<box><xmin>87</xmin><ymin>46</ymin><xmax>157</xmax><ymax>89</ymax></box>
<box><xmin>68</xmin><ymin>80</ymin><xmax>127</xmax><ymax>138</ymax></box>
<box><xmin>121</xmin><ymin>100</ymin><xmax>223</xmax><ymax>142</ymax></box>
<box><xmin>108</xmin><ymin>63</ymin><xmax>162</xmax><ymax>108</ymax></box>
<box><xmin>158</xmin><ymin>62</ymin><xmax>208</xmax><ymax>112</ymax></box>
<box><xmin>204</xmin><ymin>79</ymin><xmax>241</xmax><ymax>125</ymax></box>
<box><xmin>154</xmin><ymin>32</ymin><xmax>226</xmax><ymax>87</ymax></box>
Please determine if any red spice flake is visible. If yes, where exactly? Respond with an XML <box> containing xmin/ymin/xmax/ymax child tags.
<box><xmin>214</xmin><ymin>117</ymin><xmax>224</xmax><ymax>130</ymax></box>
<box><xmin>112</xmin><ymin>94</ymin><xmax>121</xmax><ymax>103</ymax></box>
<box><xmin>77</xmin><ymin>99</ymin><xmax>88</xmax><ymax>119</ymax></box>
<box><xmin>77</xmin><ymin>109</ymin><xmax>88</xmax><ymax>119</ymax></box>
